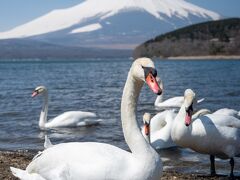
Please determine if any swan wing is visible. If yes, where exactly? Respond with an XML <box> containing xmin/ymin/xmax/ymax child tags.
<box><xmin>26</xmin><ymin>142</ymin><xmax>138</xmax><ymax>180</ymax></box>
<box><xmin>150</xmin><ymin>111</ymin><xmax>168</xmax><ymax>132</ymax></box>
<box><xmin>150</xmin><ymin>124</ymin><xmax>176</xmax><ymax>149</ymax></box>
<box><xmin>184</xmin><ymin>119</ymin><xmax>240</xmax><ymax>159</ymax></box>
<box><xmin>213</xmin><ymin>108</ymin><xmax>239</xmax><ymax>118</ymax></box>
<box><xmin>46</xmin><ymin>111</ymin><xmax>100</xmax><ymax>128</ymax></box>
<box><xmin>145</xmin><ymin>110</ymin><xmax>176</xmax><ymax>133</ymax></box>
<box><xmin>151</xmin><ymin>131</ymin><xmax>176</xmax><ymax>149</ymax></box>
<box><xmin>199</xmin><ymin>114</ymin><xmax>240</xmax><ymax>128</ymax></box>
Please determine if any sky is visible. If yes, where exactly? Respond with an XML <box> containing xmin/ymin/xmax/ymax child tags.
<box><xmin>0</xmin><ymin>0</ymin><xmax>239</xmax><ymax>32</ymax></box>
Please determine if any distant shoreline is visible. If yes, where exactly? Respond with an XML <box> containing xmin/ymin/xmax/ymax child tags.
<box><xmin>166</xmin><ymin>55</ymin><xmax>240</xmax><ymax>60</ymax></box>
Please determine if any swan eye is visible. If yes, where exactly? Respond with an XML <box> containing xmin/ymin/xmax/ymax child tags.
<box><xmin>34</xmin><ymin>90</ymin><xmax>39</xmax><ymax>94</ymax></box>
<box><xmin>142</xmin><ymin>66</ymin><xmax>157</xmax><ymax>78</ymax></box>
<box><xmin>35</xmin><ymin>88</ymin><xmax>43</xmax><ymax>94</ymax></box>
<box><xmin>186</xmin><ymin>103</ymin><xmax>193</xmax><ymax>113</ymax></box>
<box><xmin>151</xmin><ymin>69</ymin><xmax>157</xmax><ymax>77</ymax></box>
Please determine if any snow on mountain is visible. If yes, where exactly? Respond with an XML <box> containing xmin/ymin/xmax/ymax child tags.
<box><xmin>70</xmin><ymin>23</ymin><xmax>102</xmax><ymax>34</ymax></box>
<box><xmin>0</xmin><ymin>0</ymin><xmax>221</xmax><ymax>49</ymax></box>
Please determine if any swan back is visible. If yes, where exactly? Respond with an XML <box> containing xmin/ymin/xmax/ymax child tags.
<box><xmin>213</xmin><ymin>108</ymin><xmax>240</xmax><ymax>118</ymax></box>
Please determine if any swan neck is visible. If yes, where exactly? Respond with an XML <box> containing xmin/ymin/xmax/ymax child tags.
<box><xmin>39</xmin><ymin>92</ymin><xmax>48</xmax><ymax>129</ymax></box>
<box><xmin>172</xmin><ymin>104</ymin><xmax>189</xmax><ymax>139</ymax></box>
<box><xmin>121</xmin><ymin>71</ymin><xmax>154</xmax><ymax>155</ymax></box>
<box><xmin>175</xmin><ymin>105</ymin><xmax>186</xmax><ymax>124</ymax></box>
<box><xmin>148</xmin><ymin>124</ymin><xmax>151</xmax><ymax>143</ymax></box>
<box><xmin>143</xmin><ymin>131</ymin><xmax>151</xmax><ymax>143</ymax></box>
<box><xmin>154</xmin><ymin>95</ymin><xmax>163</xmax><ymax>106</ymax></box>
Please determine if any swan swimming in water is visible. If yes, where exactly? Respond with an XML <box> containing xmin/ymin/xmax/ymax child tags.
<box><xmin>171</xmin><ymin>89</ymin><xmax>240</xmax><ymax>177</ymax></box>
<box><xmin>11</xmin><ymin>58</ymin><xmax>163</xmax><ymax>180</ymax></box>
<box><xmin>32</xmin><ymin>86</ymin><xmax>102</xmax><ymax>129</ymax></box>
<box><xmin>154</xmin><ymin>80</ymin><xmax>204</xmax><ymax>109</ymax></box>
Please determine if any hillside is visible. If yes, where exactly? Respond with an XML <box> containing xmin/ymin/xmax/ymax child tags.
<box><xmin>133</xmin><ymin>18</ymin><xmax>240</xmax><ymax>58</ymax></box>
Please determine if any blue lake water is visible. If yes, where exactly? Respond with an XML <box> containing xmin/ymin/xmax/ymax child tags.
<box><xmin>0</xmin><ymin>58</ymin><xmax>240</xmax><ymax>175</ymax></box>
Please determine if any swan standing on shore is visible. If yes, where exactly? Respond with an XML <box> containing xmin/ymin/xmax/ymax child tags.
<box><xmin>11</xmin><ymin>58</ymin><xmax>163</xmax><ymax>180</ymax></box>
<box><xmin>171</xmin><ymin>89</ymin><xmax>240</xmax><ymax>177</ymax></box>
<box><xmin>141</xmin><ymin>109</ymin><xmax>210</xmax><ymax>150</ymax></box>
<box><xmin>32</xmin><ymin>86</ymin><xmax>102</xmax><ymax>129</ymax></box>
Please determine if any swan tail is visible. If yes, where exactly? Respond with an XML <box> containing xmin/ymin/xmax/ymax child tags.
<box><xmin>10</xmin><ymin>167</ymin><xmax>45</xmax><ymax>180</ymax></box>
<box><xmin>197</xmin><ymin>98</ymin><xmax>205</xmax><ymax>104</ymax></box>
<box><xmin>44</xmin><ymin>135</ymin><xmax>53</xmax><ymax>149</ymax></box>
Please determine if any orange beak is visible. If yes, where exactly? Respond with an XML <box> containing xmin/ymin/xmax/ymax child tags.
<box><xmin>146</xmin><ymin>73</ymin><xmax>162</xmax><ymax>95</ymax></box>
<box><xmin>144</xmin><ymin>123</ymin><xmax>150</xmax><ymax>136</ymax></box>
<box><xmin>31</xmin><ymin>91</ymin><xmax>38</xmax><ymax>97</ymax></box>
<box><xmin>185</xmin><ymin>111</ymin><xmax>192</xmax><ymax>127</ymax></box>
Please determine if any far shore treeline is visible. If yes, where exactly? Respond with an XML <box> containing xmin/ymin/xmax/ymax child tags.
<box><xmin>133</xmin><ymin>18</ymin><xmax>240</xmax><ymax>59</ymax></box>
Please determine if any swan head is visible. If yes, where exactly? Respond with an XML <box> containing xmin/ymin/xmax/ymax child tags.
<box><xmin>132</xmin><ymin>58</ymin><xmax>162</xmax><ymax>95</ymax></box>
<box><xmin>183</xmin><ymin>89</ymin><xmax>196</xmax><ymax>127</ymax></box>
<box><xmin>32</xmin><ymin>86</ymin><xmax>47</xmax><ymax>97</ymax></box>
<box><xmin>143</xmin><ymin>113</ymin><xmax>151</xmax><ymax>136</ymax></box>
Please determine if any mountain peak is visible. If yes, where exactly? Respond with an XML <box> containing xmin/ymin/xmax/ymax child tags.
<box><xmin>0</xmin><ymin>0</ymin><xmax>221</xmax><ymax>49</ymax></box>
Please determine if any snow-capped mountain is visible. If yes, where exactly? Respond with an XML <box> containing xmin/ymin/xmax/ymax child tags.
<box><xmin>0</xmin><ymin>0</ymin><xmax>221</xmax><ymax>49</ymax></box>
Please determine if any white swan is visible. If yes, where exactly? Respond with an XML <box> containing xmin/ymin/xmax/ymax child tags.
<box><xmin>154</xmin><ymin>81</ymin><xmax>204</xmax><ymax>109</ymax></box>
<box><xmin>171</xmin><ymin>89</ymin><xmax>240</xmax><ymax>177</ymax></box>
<box><xmin>32</xmin><ymin>86</ymin><xmax>102</xmax><ymax>129</ymax></box>
<box><xmin>11</xmin><ymin>57</ymin><xmax>163</xmax><ymax>180</ymax></box>
<box><xmin>142</xmin><ymin>110</ymin><xmax>176</xmax><ymax>149</ymax></box>
<box><xmin>213</xmin><ymin>108</ymin><xmax>240</xmax><ymax>118</ymax></box>
<box><xmin>141</xmin><ymin>109</ymin><xmax>210</xmax><ymax>150</ymax></box>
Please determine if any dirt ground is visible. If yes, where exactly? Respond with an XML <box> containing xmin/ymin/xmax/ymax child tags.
<box><xmin>0</xmin><ymin>151</ymin><xmax>237</xmax><ymax>180</ymax></box>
